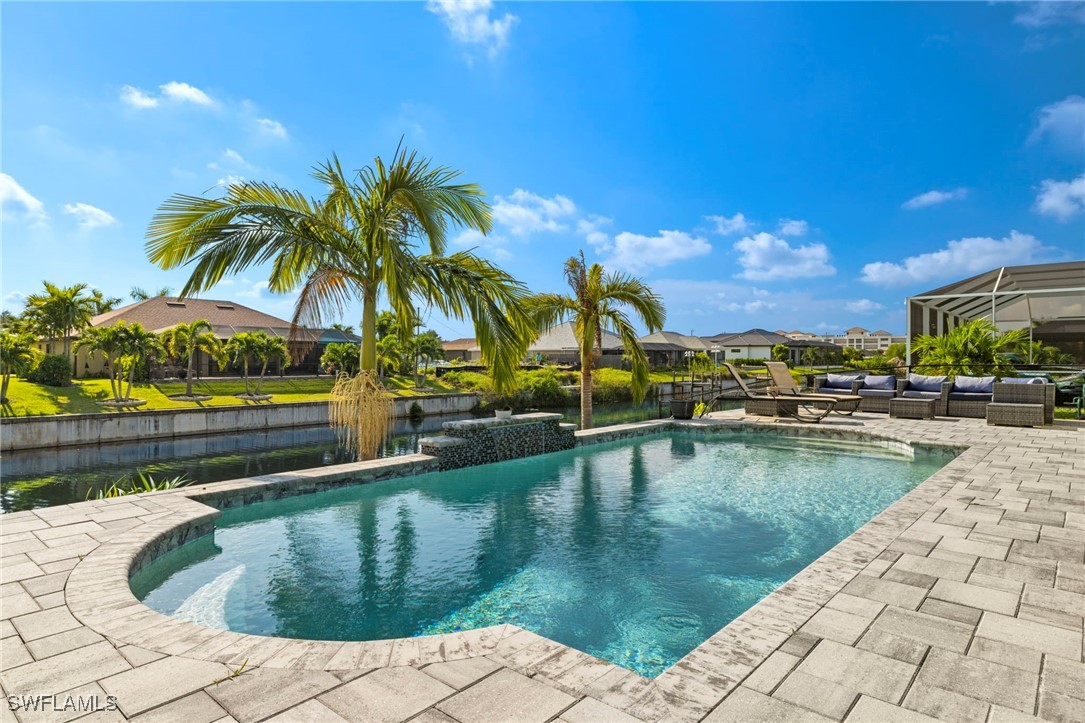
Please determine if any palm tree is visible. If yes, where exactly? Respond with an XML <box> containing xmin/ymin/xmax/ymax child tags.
<box><xmin>253</xmin><ymin>334</ymin><xmax>289</xmax><ymax>395</ymax></box>
<box><xmin>0</xmin><ymin>331</ymin><xmax>39</xmax><ymax>403</ymax></box>
<box><xmin>74</xmin><ymin>322</ymin><xmax>162</xmax><ymax>402</ymax></box>
<box><xmin>376</xmin><ymin>335</ymin><xmax>400</xmax><ymax>379</ymax></box>
<box><xmin>530</xmin><ymin>252</ymin><xmax>665</xmax><ymax>430</ymax></box>
<box><xmin>116</xmin><ymin>323</ymin><xmax>164</xmax><ymax>402</ymax></box>
<box><xmin>912</xmin><ymin>318</ymin><xmax>1028</xmax><ymax>377</ymax></box>
<box><xmin>413</xmin><ymin>332</ymin><xmax>444</xmax><ymax>380</ymax></box>
<box><xmin>88</xmin><ymin>289</ymin><xmax>123</xmax><ymax>315</ymax></box>
<box><xmin>330</xmin><ymin>322</ymin><xmax>356</xmax><ymax>335</ymax></box>
<box><xmin>320</xmin><ymin>342</ymin><xmax>361</xmax><ymax>376</ymax></box>
<box><xmin>225</xmin><ymin>331</ymin><xmax>263</xmax><ymax>396</ymax></box>
<box><xmin>23</xmin><ymin>282</ymin><xmax>95</xmax><ymax>360</ymax></box>
<box><xmin>145</xmin><ymin>147</ymin><xmax>534</xmax><ymax>455</ymax></box>
<box><xmin>160</xmin><ymin>319</ymin><xmax>226</xmax><ymax>397</ymax></box>
<box><xmin>130</xmin><ymin>286</ymin><xmax>173</xmax><ymax>301</ymax></box>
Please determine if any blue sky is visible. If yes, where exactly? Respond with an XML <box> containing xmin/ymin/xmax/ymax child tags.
<box><xmin>2</xmin><ymin>1</ymin><xmax>1083</xmax><ymax>340</ymax></box>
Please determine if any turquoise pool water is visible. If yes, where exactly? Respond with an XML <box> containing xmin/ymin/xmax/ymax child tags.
<box><xmin>132</xmin><ymin>432</ymin><xmax>947</xmax><ymax>677</ymax></box>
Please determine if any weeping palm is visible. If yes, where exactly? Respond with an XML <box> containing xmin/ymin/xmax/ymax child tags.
<box><xmin>160</xmin><ymin>319</ymin><xmax>226</xmax><ymax>397</ymax></box>
<box><xmin>912</xmin><ymin>318</ymin><xmax>1028</xmax><ymax>377</ymax></box>
<box><xmin>146</xmin><ymin>147</ymin><xmax>534</xmax><ymax>456</ymax></box>
<box><xmin>530</xmin><ymin>252</ymin><xmax>665</xmax><ymax>430</ymax></box>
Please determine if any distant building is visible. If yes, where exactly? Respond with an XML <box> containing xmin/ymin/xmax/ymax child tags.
<box><xmin>702</xmin><ymin>329</ymin><xmax>841</xmax><ymax>365</ymax></box>
<box><xmin>638</xmin><ymin>331</ymin><xmax>707</xmax><ymax>366</ymax></box>
<box><xmin>441</xmin><ymin>338</ymin><xmax>476</xmax><ymax>362</ymax></box>
<box><xmin>457</xmin><ymin>321</ymin><xmax>625</xmax><ymax>367</ymax></box>
<box><xmin>54</xmin><ymin>297</ymin><xmax>358</xmax><ymax>378</ymax></box>
<box><xmin>784</xmin><ymin>326</ymin><xmax>905</xmax><ymax>355</ymax></box>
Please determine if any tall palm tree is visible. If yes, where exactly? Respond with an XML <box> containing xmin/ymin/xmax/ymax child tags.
<box><xmin>23</xmin><ymin>282</ymin><xmax>95</xmax><ymax>360</ymax></box>
<box><xmin>412</xmin><ymin>332</ymin><xmax>445</xmax><ymax>381</ymax></box>
<box><xmin>253</xmin><ymin>334</ymin><xmax>289</xmax><ymax>395</ymax></box>
<box><xmin>88</xmin><ymin>289</ymin><xmax>123</xmax><ymax>315</ymax></box>
<box><xmin>0</xmin><ymin>331</ymin><xmax>39</xmax><ymax>403</ymax></box>
<box><xmin>160</xmin><ymin>319</ymin><xmax>226</xmax><ymax>397</ymax></box>
<box><xmin>145</xmin><ymin>147</ymin><xmax>534</xmax><ymax>454</ymax></box>
<box><xmin>330</xmin><ymin>322</ymin><xmax>356</xmax><ymax>335</ymax></box>
<box><xmin>376</xmin><ymin>335</ymin><xmax>400</xmax><ymax>379</ymax></box>
<box><xmin>117</xmin><ymin>323</ymin><xmax>165</xmax><ymax>402</ymax></box>
<box><xmin>912</xmin><ymin>318</ymin><xmax>1028</xmax><ymax>377</ymax></box>
<box><xmin>224</xmin><ymin>331</ymin><xmax>263</xmax><ymax>396</ymax></box>
<box><xmin>130</xmin><ymin>286</ymin><xmax>173</xmax><ymax>301</ymax></box>
<box><xmin>530</xmin><ymin>252</ymin><xmax>665</xmax><ymax>430</ymax></box>
<box><xmin>75</xmin><ymin>322</ymin><xmax>162</xmax><ymax>402</ymax></box>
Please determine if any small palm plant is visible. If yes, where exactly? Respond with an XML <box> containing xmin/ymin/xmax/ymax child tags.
<box><xmin>253</xmin><ymin>334</ymin><xmax>289</xmax><ymax>396</ymax></box>
<box><xmin>160</xmin><ymin>319</ymin><xmax>226</xmax><ymax>397</ymax></box>
<box><xmin>912</xmin><ymin>318</ymin><xmax>1028</xmax><ymax>377</ymax></box>
<box><xmin>88</xmin><ymin>471</ymin><xmax>191</xmax><ymax>500</ymax></box>
<box><xmin>530</xmin><ymin>252</ymin><xmax>665</xmax><ymax>430</ymax></box>
<box><xmin>0</xmin><ymin>331</ymin><xmax>40</xmax><ymax>403</ymax></box>
<box><xmin>224</xmin><ymin>331</ymin><xmax>263</xmax><ymax>396</ymax></box>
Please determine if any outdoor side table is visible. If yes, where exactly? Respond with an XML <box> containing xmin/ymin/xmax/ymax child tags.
<box><xmin>889</xmin><ymin>397</ymin><xmax>937</xmax><ymax>420</ymax></box>
<box><xmin>987</xmin><ymin>402</ymin><xmax>1045</xmax><ymax>428</ymax></box>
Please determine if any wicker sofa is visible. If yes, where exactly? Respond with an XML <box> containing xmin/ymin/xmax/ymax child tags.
<box><xmin>896</xmin><ymin>374</ymin><xmax>951</xmax><ymax>417</ymax></box>
<box><xmin>945</xmin><ymin>375</ymin><xmax>996</xmax><ymax>418</ymax></box>
<box><xmin>991</xmin><ymin>380</ymin><xmax>1056</xmax><ymax>425</ymax></box>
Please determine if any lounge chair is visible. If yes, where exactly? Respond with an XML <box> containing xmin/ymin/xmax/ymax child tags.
<box><xmin>708</xmin><ymin>363</ymin><xmax>837</xmax><ymax>423</ymax></box>
<box><xmin>765</xmin><ymin>362</ymin><xmax>861</xmax><ymax>415</ymax></box>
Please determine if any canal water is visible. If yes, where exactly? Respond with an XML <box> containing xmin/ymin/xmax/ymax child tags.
<box><xmin>1</xmin><ymin>402</ymin><xmax>680</xmax><ymax>513</ymax></box>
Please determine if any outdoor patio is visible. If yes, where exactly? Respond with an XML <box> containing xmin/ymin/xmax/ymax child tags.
<box><xmin>1</xmin><ymin>411</ymin><xmax>1082</xmax><ymax>723</ymax></box>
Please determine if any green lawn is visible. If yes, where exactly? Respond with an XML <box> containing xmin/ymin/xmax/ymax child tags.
<box><xmin>1</xmin><ymin>375</ymin><xmax>460</xmax><ymax>417</ymax></box>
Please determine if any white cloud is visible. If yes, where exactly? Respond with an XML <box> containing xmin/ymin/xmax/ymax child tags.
<box><xmin>426</xmin><ymin>0</ymin><xmax>517</xmax><ymax>58</ymax></box>
<box><xmin>845</xmin><ymin>299</ymin><xmax>885</xmax><ymax>314</ymax></box>
<box><xmin>216</xmin><ymin>174</ymin><xmax>247</xmax><ymax>187</ymax></box>
<box><xmin>120</xmin><ymin>81</ymin><xmax>214</xmax><ymax>109</ymax></box>
<box><xmin>1028</xmin><ymin>95</ymin><xmax>1085</xmax><ymax>151</ymax></box>
<box><xmin>1014</xmin><ymin>1</ymin><xmax>1085</xmax><ymax>28</ymax></box>
<box><xmin>256</xmin><ymin>118</ymin><xmax>288</xmax><ymax>140</ymax></box>
<box><xmin>235</xmin><ymin>279</ymin><xmax>270</xmax><ymax>299</ymax></box>
<box><xmin>493</xmin><ymin>189</ymin><xmax>576</xmax><ymax>236</ymax></box>
<box><xmin>777</xmin><ymin>218</ymin><xmax>808</xmax><ymax>236</ymax></box>
<box><xmin>120</xmin><ymin>85</ymin><xmax>158</xmax><ymax>109</ymax></box>
<box><xmin>706</xmin><ymin>213</ymin><xmax>750</xmax><ymax>235</ymax></box>
<box><xmin>1034</xmin><ymin>173</ymin><xmax>1085</xmax><ymax>221</ymax></box>
<box><xmin>577</xmin><ymin>216</ymin><xmax>612</xmax><ymax>246</ymax></box>
<box><xmin>223</xmin><ymin>149</ymin><xmax>246</xmax><ymax>165</ymax></box>
<box><xmin>159</xmin><ymin>81</ymin><xmax>214</xmax><ymax>106</ymax></box>
<box><xmin>902</xmin><ymin>188</ymin><xmax>968</xmax><ymax>210</ymax></box>
<box><xmin>451</xmin><ymin>228</ymin><xmax>510</xmax><ymax>259</ymax></box>
<box><xmin>62</xmin><ymin>203</ymin><xmax>117</xmax><ymax>229</ymax></box>
<box><xmin>733</xmin><ymin>232</ymin><xmax>835</xmax><ymax>281</ymax></box>
<box><xmin>586</xmin><ymin>227</ymin><xmax>712</xmax><ymax>274</ymax></box>
<box><xmin>2</xmin><ymin>291</ymin><xmax>27</xmax><ymax>310</ymax></box>
<box><xmin>722</xmin><ymin>299</ymin><xmax>778</xmax><ymax>314</ymax></box>
<box><xmin>0</xmin><ymin>173</ymin><xmax>47</xmax><ymax>224</ymax></box>
<box><xmin>861</xmin><ymin>231</ymin><xmax>1054</xmax><ymax>287</ymax></box>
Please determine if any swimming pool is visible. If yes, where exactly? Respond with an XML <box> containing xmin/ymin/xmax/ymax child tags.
<box><xmin>132</xmin><ymin>431</ymin><xmax>947</xmax><ymax>678</ymax></box>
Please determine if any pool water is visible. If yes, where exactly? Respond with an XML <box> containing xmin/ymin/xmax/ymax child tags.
<box><xmin>132</xmin><ymin>431</ymin><xmax>946</xmax><ymax>677</ymax></box>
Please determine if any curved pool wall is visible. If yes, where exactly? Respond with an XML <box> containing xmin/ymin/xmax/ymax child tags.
<box><xmin>58</xmin><ymin>418</ymin><xmax>965</xmax><ymax>685</ymax></box>
<box><xmin>131</xmin><ymin>429</ymin><xmax>950</xmax><ymax>677</ymax></box>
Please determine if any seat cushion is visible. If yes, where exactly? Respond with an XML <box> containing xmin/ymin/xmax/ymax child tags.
<box><xmin>953</xmin><ymin>376</ymin><xmax>995</xmax><ymax>394</ymax></box>
<box><xmin>825</xmin><ymin>373</ymin><xmax>860</xmax><ymax>390</ymax></box>
<box><xmin>949</xmin><ymin>392</ymin><xmax>992</xmax><ymax>401</ymax></box>
<box><xmin>862</xmin><ymin>375</ymin><xmax>896</xmax><ymax>390</ymax></box>
<box><xmin>908</xmin><ymin>373</ymin><xmax>947</xmax><ymax>392</ymax></box>
<box><xmin>858</xmin><ymin>389</ymin><xmax>897</xmax><ymax>398</ymax></box>
<box><xmin>1000</xmin><ymin>377</ymin><xmax>1046</xmax><ymax>385</ymax></box>
<box><xmin>902</xmin><ymin>390</ymin><xmax>941</xmax><ymax>399</ymax></box>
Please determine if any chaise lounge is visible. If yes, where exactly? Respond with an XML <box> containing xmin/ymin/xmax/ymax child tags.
<box><xmin>712</xmin><ymin>363</ymin><xmax>838</xmax><ymax>423</ymax></box>
<box><xmin>765</xmin><ymin>362</ymin><xmax>862</xmax><ymax>415</ymax></box>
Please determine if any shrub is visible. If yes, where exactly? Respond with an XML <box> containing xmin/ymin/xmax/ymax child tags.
<box><xmin>844</xmin><ymin>356</ymin><xmax>897</xmax><ymax>375</ymax></box>
<box><xmin>520</xmin><ymin>368</ymin><xmax>570</xmax><ymax>407</ymax></box>
<box><xmin>27</xmin><ymin>354</ymin><xmax>72</xmax><ymax>387</ymax></box>
<box><xmin>727</xmin><ymin>357</ymin><xmax>766</xmax><ymax>367</ymax></box>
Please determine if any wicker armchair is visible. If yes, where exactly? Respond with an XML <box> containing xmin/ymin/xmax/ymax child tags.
<box><xmin>991</xmin><ymin>382</ymin><xmax>1055</xmax><ymax>425</ymax></box>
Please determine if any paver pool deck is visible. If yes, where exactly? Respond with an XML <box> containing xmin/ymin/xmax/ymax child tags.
<box><xmin>1</xmin><ymin>411</ymin><xmax>1083</xmax><ymax>723</ymax></box>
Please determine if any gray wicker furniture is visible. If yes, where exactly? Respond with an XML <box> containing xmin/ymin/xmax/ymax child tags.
<box><xmin>986</xmin><ymin>402</ymin><xmax>1045</xmax><ymax>428</ymax></box>
<box><xmin>890</xmin><ymin>397</ymin><xmax>938</xmax><ymax>420</ymax></box>
<box><xmin>852</xmin><ymin>374</ymin><xmax>900</xmax><ymax>413</ymax></box>
<box><xmin>711</xmin><ymin>363</ymin><xmax>837</xmax><ymax>422</ymax></box>
<box><xmin>765</xmin><ymin>362</ymin><xmax>862</xmax><ymax>415</ymax></box>
<box><xmin>992</xmin><ymin>381</ymin><xmax>1055</xmax><ymax>425</ymax></box>
<box><xmin>945</xmin><ymin>376</ymin><xmax>996</xmax><ymax>419</ymax></box>
<box><xmin>895</xmin><ymin>374</ymin><xmax>950</xmax><ymax>416</ymax></box>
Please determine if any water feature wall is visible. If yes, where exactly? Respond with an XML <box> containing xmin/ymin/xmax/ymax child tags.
<box><xmin>419</xmin><ymin>412</ymin><xmax>577</xmax><ymax>470</ymax></box>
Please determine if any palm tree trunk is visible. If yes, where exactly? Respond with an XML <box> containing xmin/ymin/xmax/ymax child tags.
<box><xmin>108</xmin><ymin>354</ymin><xmax>120</xmax><ymax>401</ymax></box>
<box><xmin>125</xmin><ymin>365</ymin><xmax>135</xmax><ymax>401</ymax></box>
<box><xmin>186</xmin><ymin>348</ymin><xmax>195</xmax><ymax>396</ymax></box>
<box><xmin>360</xmin><ymin>287</ymin><xmax>377</xmax><ymax>373</ymax></box>
<box><xmin>1</xmin><ymin>373</ymin><xmax>10</xmax><ymax>403</ymax></box>
<box><xmin>581</xmin><ymin>361</ymin><xmax>594</xmax><ymax>430</ymax></box>
<box><xmin>256</xmin><ymin>361</ymin><xmax>268</xmax><ymax>395</ymax></box>
<box><xmin>243</xmin><ymin>358</ymin><xmax>251</xmax><ymax>396</ymax></box>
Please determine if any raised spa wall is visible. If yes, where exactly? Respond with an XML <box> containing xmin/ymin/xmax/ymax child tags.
<box><xmin>419</xmin><ymin>412</ymin><xmax>578</xmax><ymax>470</ymax></box>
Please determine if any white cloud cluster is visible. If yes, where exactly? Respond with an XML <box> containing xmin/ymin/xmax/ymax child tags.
<box><xmin>861</xmin><ymin>231</ymin><xmax>1053</xmax><ymax>287</ymax></box>
<box><xmin>493</xmin><ymin>189</ymin><xmax>576</xmax><ymax>235</ymax></box>
<box><xmin>902</xmin><ymin>188</ymin><xmax>968</xmax><ymax>210</ymax></box>
<box><xmin>777</xmin><ymin>219</ymin><xmax>808</xmax><ymax>236</ymax></box>
<box><xmin>426</xmin><ymin>0</ymin><xmax>518</xmax><ymax>58</ymax></box>
<box><xmin>706</xmin><ymin>213</ymin><xmax>750</xmax><ymax>235</ymax></box>
<box><xmin>1014</xmin><ymin>1</ymin><xmax>1085</xmax><ymax>28</ymax></box>
<box><xmin>721</xmin><ymin>299</ymin><xmax>777</xmax><ymax>314</ymax></box>
<box><xmin>1028</xmin><ymin>95</ymin><xmax>1085</xmax><ymax>151</ymax></box>
<box><xmin>1</xmin><ymin>173</ymin><xmax>47</xmax><ymax>224</ymax></box>
<box><xmin>845</xmin><ymin>299</ymin><xmax>885</xmax><ymax>314</ymax></box>
<box><xmin>1034</xmin><ymin>173</ymin><xmax>1085</xmax><ymax>221</ymax></box>
<box><xmin>733</xmin><ymin>232</ymin><xmax>835</xmax><ymax>281</ymax></box>
<box><xmin>120</xmin><ymin>81</ymin><xmax>215</xmax><ymax>109</ymax></box>
<box><xmin>451</xmin><ymin>228</ymin><xmax>510</xmax><ymax>260</ymax></box>
<box><xmin>63</xmin><ymin>203</ymin><xmax>117</xmax><ymax>229</ymax></box>
<box><xmin>257</xmin><ymin>118</ymin><xmax>288</xmax><ymax>139</ymax></box>
<box><xmin>577</xmin><ymin>216</ymin><xmax>612</xmax><ymax>247</ymax></box>
<box><xmin>594</xmin><ymin>230</ymin><xmax>712</xmax><ymax>274</ymax></box>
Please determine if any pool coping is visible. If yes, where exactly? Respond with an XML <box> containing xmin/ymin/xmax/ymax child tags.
<box><xmin>57</xmin><ymin>416</ymin><xmax>982</xmax><ymax>718</ymax></box>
